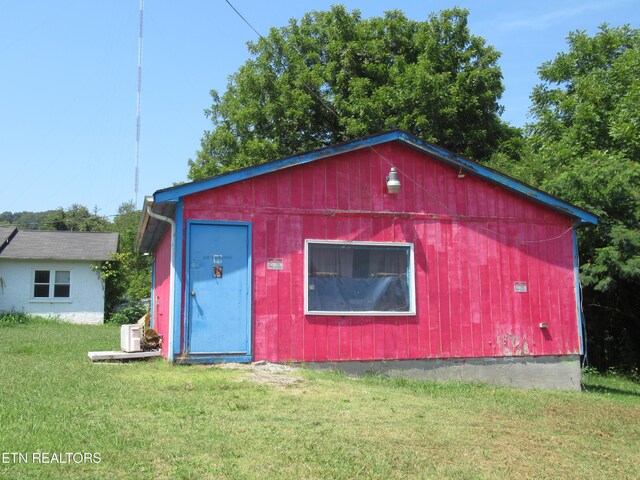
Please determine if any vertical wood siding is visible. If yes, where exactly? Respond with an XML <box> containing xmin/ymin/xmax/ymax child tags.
<box><xmin>182</xmin><ymin>142</ymin><xmax>579</xmax><ymax>362</ymax></box>
<box><xmin>153</xmin><ymin>230</ymin><xmax>171</xmax><ymax>358</ymax></box>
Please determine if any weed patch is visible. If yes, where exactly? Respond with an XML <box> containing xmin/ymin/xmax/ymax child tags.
<box><xmin>0</xmin><ymin>311</ymin><xmax>59</xmax><ymax>327</ymax></box>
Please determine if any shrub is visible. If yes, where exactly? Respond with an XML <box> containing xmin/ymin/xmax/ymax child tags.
<box><xmin>107</xmin><ymin>301</ymin><xmax>148</xmax><ymax>325</ymax></box>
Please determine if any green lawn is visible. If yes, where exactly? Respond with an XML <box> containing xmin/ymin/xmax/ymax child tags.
<box><xmin>1</xmin><ymin>319</ymin><xmax>639</xmax><ymax>479</ymax></box>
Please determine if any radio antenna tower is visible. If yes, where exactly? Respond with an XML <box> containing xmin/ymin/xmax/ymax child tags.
<box><xmin>134</xmin><ymin>0</ymin><xmax>144</xmax><ymax>205</ymax></box>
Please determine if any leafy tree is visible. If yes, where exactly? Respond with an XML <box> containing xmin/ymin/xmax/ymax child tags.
<box><xmin>95</xmin><ymin>202</ymin><xmax>152</xmax><ymax>323</ymax></box>
<box><xmin>189</xmin><ymin>6</ymin><xmax>511</xmax><ymax>179</ymax></box>
<box><xmin>42</xmin><ymin>204</ymin><xmax>111</xmax><ymax>232</ymax></box>
<box><xmin>110</xmin><ymin>201</ymin><xmax>152</xmax><ymax>302</ymax></box>
<box><xmin>508</xmin><ymin>25</ymin><xmax>640</xmax><ymax>372</ymax></box>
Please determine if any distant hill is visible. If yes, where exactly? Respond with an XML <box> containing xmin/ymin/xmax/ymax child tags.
<box><xmin>0</xmin><ymin>210</ymin><xmax>57</xmax><ymax>230</ymax></box>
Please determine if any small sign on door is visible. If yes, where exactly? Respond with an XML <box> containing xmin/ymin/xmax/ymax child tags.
<box><xmin>213</xmin><ymin>266</ymin><xmax>223</xmax><ymax>278</ymax></box>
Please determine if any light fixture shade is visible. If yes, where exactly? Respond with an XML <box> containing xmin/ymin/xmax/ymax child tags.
<box><xmin>386</xmin><ymin>167</ymin><xmax>401</xmax><ymax>194</ymax></box>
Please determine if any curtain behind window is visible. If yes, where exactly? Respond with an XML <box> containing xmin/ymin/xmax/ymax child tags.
<box><xmin>308</xmin><ymin>244</ymin><xmax>410</xmax><ymax>313</ymax></box>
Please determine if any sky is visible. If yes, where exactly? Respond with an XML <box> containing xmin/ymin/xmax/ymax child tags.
<box><xmin>1</xmin><ymin>0</ymin><xmax>639</xmax><ymax>220</ymax></box>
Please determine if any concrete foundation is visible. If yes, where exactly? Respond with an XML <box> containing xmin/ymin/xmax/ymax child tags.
<box><xmin>305</xmin><ymin>355</ymin><xmax>582</xmax><ymax>391</ymax></box>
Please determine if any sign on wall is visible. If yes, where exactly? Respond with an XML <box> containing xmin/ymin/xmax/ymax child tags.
<box><xmin>267</xmin><ymin>258</ymin><xmax>284</xmax><ymax>270</ymax></box>
<box><xmin>514</xmin><ymin>281</ymin><xmax>528</xmax><ymax>293</ymax></box>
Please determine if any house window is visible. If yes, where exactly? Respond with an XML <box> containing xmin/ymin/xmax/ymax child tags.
<box><xmin>305</xmin><ymin>240</ymin><xmax>416</xmax><ymax>316</ymax></box>
<box><xmin>33</xmin><ymin>270</ymin><xmax>71</xmax><ymax>298</ymax></box>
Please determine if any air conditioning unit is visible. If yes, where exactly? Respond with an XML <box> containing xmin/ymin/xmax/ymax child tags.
<box><xmin>121</xmin><ymin>324</ymin><xmax>142</xmax><ymax>353</ymax></box>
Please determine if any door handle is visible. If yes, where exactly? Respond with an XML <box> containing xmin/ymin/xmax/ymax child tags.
<box><xmin>191</xmin><ymin>290</ymin><xmax>196</xmax><ymax>297</ymax></box>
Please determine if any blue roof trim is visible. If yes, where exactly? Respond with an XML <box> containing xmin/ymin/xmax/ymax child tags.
<box><xmin>394</xmin><ymin>132</ymin><xmax>599</xmax><ymax>225</ymax></box>
<box><xmin>573</xmin><ymin>228</ymin><xmax>585</xmax><ymax>355</ymax></box>
<box><xmin>154</xmin><ymin>131</ymin><xmax>402</xmax><ymax>203</ymax></box>
<box><xmin>154</xmin><ymin>130</ymin><xmax>598</xmax><ymax>225</ymax></box>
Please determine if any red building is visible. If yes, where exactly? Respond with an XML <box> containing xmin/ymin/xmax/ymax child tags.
<box><xmin>136</xmin><ymin>131</ymin><xmax>597</xmax><ymax>390</ymax></box>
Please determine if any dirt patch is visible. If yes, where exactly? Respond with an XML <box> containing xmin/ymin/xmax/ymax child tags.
<box><xmin>216</xmin><ymin>361</ymin><xmax>304</xmax><ymax>387</ymax></box>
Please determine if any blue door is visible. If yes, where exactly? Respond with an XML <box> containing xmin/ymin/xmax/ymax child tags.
<box><xmin>187</xmin><ymin>222</ymin><xmax>251</xmax><ymax>361</ymax></box>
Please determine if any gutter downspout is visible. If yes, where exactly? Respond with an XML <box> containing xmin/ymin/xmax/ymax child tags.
<box><xmin>145</xmin><ymin>197</ymin><xmax>177</xmax><ymax>362</ymax></box>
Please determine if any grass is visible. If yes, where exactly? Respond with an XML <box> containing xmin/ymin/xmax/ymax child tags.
<box><xmin>0</xmin><ymin>317</ymin><xmax>639</xmax><ymax>479</ymax></box>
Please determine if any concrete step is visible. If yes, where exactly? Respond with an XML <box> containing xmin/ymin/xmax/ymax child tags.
<box><xmin>88</xmin><ymin>350</ymin><xmax>161</xmax><ymax>362</ymax></box>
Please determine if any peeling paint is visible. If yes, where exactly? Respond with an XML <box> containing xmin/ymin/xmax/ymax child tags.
<box><xmin>499</xmin><ymin>333</ymin><xmax>530</xmax><ymax>356</ymax></box>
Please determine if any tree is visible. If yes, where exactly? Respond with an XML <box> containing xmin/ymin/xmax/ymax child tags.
<box><xmin>42</xmin><ymin>204</ymin><xmax>111</xmax><ymax>232</ymax></box>
<box><xmin>95</xmin><ymin>202</ymin><xmax>152</xmax><ymax>323</ymax></box>
<box><xmin>514</xmin><ymin>25</ymin><xmax>640</xmax><ymax>372</ymax></box>
<box><xmin>189</xmin><ymin>6</ymin><xmax>511</xmax><ymax>179</ymax></box>
<box><xmin>110</xmin><ymin>201</ymin><xmax>152</xmax><ymax>302</ymax></box>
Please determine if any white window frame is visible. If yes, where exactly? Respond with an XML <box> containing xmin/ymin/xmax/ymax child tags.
<box><xmin>31</xmin><ymin>268</ymin><xmax>72</xmax><ymax>301</ymax></box>
<box><xmin>304</xmin><ymin>240</ymin><xmax>416</xmax><ymax>316</ymax></box>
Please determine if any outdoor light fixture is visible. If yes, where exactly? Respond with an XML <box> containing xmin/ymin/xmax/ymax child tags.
<box><xmin>457</xmin><ymin>167</ymin><xmax>466</xmax><ymax>179</ymax></box>
<box><xmin>386</xmin><ymin>167</ymin><xmax>401</xmax><ymax>194</ymax></box>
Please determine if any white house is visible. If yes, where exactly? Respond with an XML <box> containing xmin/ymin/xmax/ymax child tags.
<box><xmin>0</xmin><ymin>227</ymin><xmax>118</xmax><ymax>324</ymax></box>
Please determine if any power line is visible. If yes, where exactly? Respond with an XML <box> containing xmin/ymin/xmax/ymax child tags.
<box><xmin>224</xmin><ymin>0</ymin><xmax>264</xmax><ymax>40</ymax></box>
<box><xmin>222</xmin><ymin>0</ymin><xmax>574</xmax><ymax>246</ymax></box>
<box><xmin>368</xmin><ymin>145</ymin><xmax>574</xmax><ymax>245</ymax></box>
<box><xmin>223</xmin><ymin>0</ymin><xmax>340</xmax><ymax>120</ymax></box>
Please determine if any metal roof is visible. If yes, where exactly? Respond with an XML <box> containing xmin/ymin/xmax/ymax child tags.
<box><xmin>0</xmin><ymin>229</ymin><xmax>119</xmax><ymax>261</ymax></box>
<box><xmin>137</xmin><ymin>130</ymin><xmax>598</xmax><ymax>253</ymax></box>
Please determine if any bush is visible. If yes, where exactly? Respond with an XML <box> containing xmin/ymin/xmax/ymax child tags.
<box><xmin>107</xmin><ymin>302</ymin><xmax>148</xmax><ymax>325</ymax></box>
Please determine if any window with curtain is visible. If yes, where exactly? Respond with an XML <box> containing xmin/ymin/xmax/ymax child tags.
<box><xmin>305</xmin><ymin>241</ymin><xmax>415</xmax><ymax>315</ymax></box>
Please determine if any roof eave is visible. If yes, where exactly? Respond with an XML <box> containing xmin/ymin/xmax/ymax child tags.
<box><xmin>135</xmin><ymin>196</ymin><xmax>176</xmax><ymax>254</ymax></box>
<box><xmin>137</xmin><ymin>131</ymin><xmax>597</xmax><ymax>247</ymax></box>
<box><xmin>395</xmin><ymin>132</ymin><xmax>599</xmax><ymax>226</ymax></box>
<box><xmin>153</xmin><ymin>131</ymin><xmax>405</xmax><ymax>204</ymax></box>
